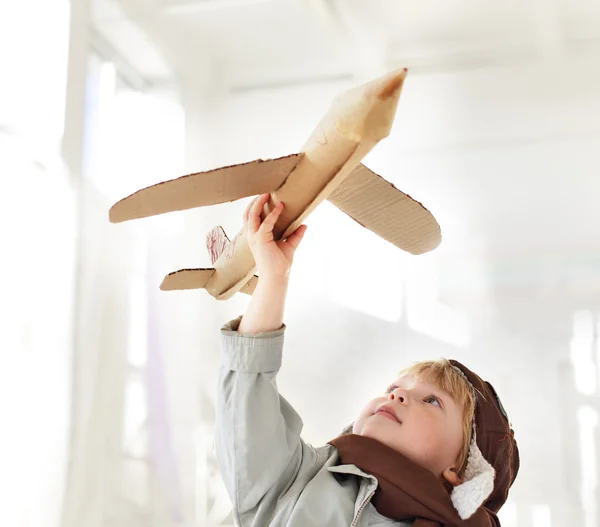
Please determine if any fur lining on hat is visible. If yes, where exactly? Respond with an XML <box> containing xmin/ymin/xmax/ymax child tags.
<box><xmin>450</xmin><ymin>432</ymin><xmax>495</xmax><ymax>519</ymax></box>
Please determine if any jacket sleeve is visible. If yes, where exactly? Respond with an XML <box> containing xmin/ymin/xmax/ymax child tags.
<box><xmin>215</xmin><ymin>316</ymin><xmax>319</xmax><ymax>526</ymax></box>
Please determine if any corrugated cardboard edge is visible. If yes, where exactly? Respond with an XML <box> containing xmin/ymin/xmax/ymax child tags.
<box><xmin>327</xmin><ymin>163</ymin><xmax>442</xmax><ymax>254</ymax></box>
<box><xmin>109</xmin><ymin>153</ymin><xmax>304</xmax><ymax>223</ymax></box>
<box><xmin>160</xmin><ymin>268</ymin><xmax>215</xmax><ymax>291</ymax></box>
<box><xmin>160</xmin><ymin>267</ymin><xmax>258</xmax><ymax>297</ymax></box>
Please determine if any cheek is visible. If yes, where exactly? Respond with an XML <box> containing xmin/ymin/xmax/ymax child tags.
<box><xmin>446</xmin><ymin>419</ymin><xmax>465</xmax><ymax>455</ymax></box>
<box><xmin>418</xmin><ymin>414</ymin><xmax>462</xmax><ymax>456</ymax></box>
<box><xmin>410</xmin><ymin>412</ymin><xmax>447</xmax><ymax>444</ymax></box>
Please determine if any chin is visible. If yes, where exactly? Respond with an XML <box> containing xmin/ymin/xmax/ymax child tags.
<box><xmin>358</xmin><ymin>423</ymin><xmax>389</xmax><ymax>442</ymax></box>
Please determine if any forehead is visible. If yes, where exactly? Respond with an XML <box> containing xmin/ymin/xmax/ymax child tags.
<box><xmin>392</xmin><ymin>374</ymin><xmax>455</xmax><ymax>400</ymax></box>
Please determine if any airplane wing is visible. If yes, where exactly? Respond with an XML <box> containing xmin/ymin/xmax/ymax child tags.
<box><xmin>109</xmin><ymin>153</ymin><xmax>304</xmax><ymax>223</ymax></box>
<box><xmin>327</xmin><ymin>164</ymin><xmax>441</xmax><ymax>255</ymax></box>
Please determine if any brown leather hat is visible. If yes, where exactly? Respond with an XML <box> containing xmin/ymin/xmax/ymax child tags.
<box><xmin>449</xmin><ymin>360</ymin><xmax>520</xmax><ymax>513</ymax></box>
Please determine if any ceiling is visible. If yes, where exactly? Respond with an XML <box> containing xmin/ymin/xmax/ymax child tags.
<box><xmin>91</xmin><ymin>0</ymin><xmax>600</xmax><ymax>90</ymax></box>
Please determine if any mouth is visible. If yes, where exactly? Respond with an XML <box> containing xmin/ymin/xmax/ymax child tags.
<box><xmin>375</xmin><ymin>407</ymin><xmax>401</xmax><ymax>424</ymax></box>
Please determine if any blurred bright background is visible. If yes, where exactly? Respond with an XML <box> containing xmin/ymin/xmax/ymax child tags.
<box><xmin>1</xmin><ymin>0</ymin><xmax>599</xmax><ymax>525</ymax></box>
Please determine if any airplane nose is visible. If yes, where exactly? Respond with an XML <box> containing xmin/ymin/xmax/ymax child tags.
<box><xmin>368</xmin><ymin>68</ymin><xmax>407</xmax><ymax>101</ymax></box>
<box><xmin>364</xmin><ymin>68</ymin><xmax>407</xmax><ymax>101</ymax></box>
<box><xmin>318</xmin><ymin>67</ymin><xmax>409</xmax><ymax>144</ymax></box>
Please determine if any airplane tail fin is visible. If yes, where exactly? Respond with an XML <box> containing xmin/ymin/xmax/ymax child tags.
<box><xmin>206</xmin><ymin>226</ymin><xmax>231</xmax><ymax>264</ymax></box>
<box><xmin>206</xmin><ymin>225</ymin><xmax>259</xmax><ymax>295</ymax></box>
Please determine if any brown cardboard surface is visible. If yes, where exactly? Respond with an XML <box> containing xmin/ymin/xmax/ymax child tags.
<box><xmin>239</xmin><ymin>275</ymin><xmax>259</xmax><ymax>295</ymax></box>
<box><xmin>270</xmin><ymin>69</ymin><xmax>408</xmax><ymax>243</ymax></box>
<box><xmin>160</xmin><ymin>268</ymin><xmax>215</xmax><ymax>291</ymax></box>
<box><xmin>109</xmin><ymin>154</ymin><xmax>303</xmax><ymax>223</ymax></box>
<box><xmin>204</xmin><ymin>69</ymin><xmax>414</xmax><ymax>300</ymax></box>
<box><xmin>160</xmin><ymin>267</ymin><xmax>257</xmax><ymax>296</ymax></box>
<box><xmin>204</xmin><ymin>225</ymin><xmax>259</xmax><ymax>299</ymax></box>
<box><xmin>208</xmin><ymin>227</ymin><xmax>258</xmax><ymax>300</ymax></box>
<box><xmin>327</xmin><ymin>163</ymin><xmax>441</xmax><ymax>255</ymax></box>
<box><xmin>110</xmin><ymin>69</ymin><xmax>443</xmax><ymax>300</ymax></box>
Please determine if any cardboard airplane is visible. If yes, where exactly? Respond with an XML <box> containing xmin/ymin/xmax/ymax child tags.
<box><xmin>109</xmin><ymin>68</ymin><xmax>441</xmax><ymax>300</ymax></box>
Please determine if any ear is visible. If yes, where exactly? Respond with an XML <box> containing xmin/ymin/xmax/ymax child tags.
<box><xmin>442</xmin><ymin>467</ymin><xmax>463</xmax><ymax>486</ymax></box>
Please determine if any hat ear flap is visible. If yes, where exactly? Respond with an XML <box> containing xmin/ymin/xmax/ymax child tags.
<box><xmin>450</xmin><ymin>432</ymin><xmax>495</xmax><ymax>519</ymax></box>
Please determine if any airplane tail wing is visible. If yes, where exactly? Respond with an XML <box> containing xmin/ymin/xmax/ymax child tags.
<box><xmin>159</xmin><ymin>226</ymin><xmax>259</xmax><ymax>296</ymax></box>
<box><xmin>160</xmin><ymin>268</ymin><xmax>215</xmax><ymax>291</ymax></box>
<box><xmin>327</xmin><ymin>163</ymin><xmax>441</xmax><ymax>255</ymax></box>
<box><xmin>159</xmin><ymin>267</ymin><xmax>258</xmax><ymax>296</ymax></box>
<box><xmin>240</xmin><ymin>275</ymin><xmax>259</xmax><ymax>295</ymax></box>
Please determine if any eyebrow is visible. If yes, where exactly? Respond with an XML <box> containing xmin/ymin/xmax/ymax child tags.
<box><xmin>386</xmin><ymin>381</ymin><xmax>452</xmax><ymax>404</ymax></box>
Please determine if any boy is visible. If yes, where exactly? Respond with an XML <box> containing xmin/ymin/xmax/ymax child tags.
<box><xmin>216</xmin><ymin>194</ymin><xmax>519</xmax><ymax>526</ymax></box>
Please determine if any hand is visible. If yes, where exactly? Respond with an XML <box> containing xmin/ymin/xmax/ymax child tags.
<box><xmin>238</xmin><ymin>194</ymin><xmax>305</xmax><ymax>334</ymax></box>
<box><xmin>244</xmin><ymin>193</ymin><xmax>307</xmax><ymax>280</ymax></box>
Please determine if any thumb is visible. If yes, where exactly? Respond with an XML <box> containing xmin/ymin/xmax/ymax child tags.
<box><xmin>283</xmin><ymin>224</ymin><xmax>307</xmax><ymax>252</ymax></box>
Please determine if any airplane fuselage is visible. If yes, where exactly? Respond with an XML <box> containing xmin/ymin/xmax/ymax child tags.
<box><xmin>206</xmin><ymin>69</ymin><xmax>407</xmax><ymax>300</ymax></box>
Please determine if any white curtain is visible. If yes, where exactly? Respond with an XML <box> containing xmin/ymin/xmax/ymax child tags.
<box><xmin>61</xmin><ymin>180</ymin><xmax>144</xmax><ymax>527</ymax></box>
<box><xmin>0</xmin><ymin>133</ymin><xmax>76</xmax><ymax>527</ymax></box>
<box><xmin>60</xmin><ymin>60</ymin><xmax>202</xmax><ymax>524</ymax></box>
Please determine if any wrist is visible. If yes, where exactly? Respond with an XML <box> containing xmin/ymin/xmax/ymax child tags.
<box><xmin>258</xmin><ymin>272</ymin><xmax>290</xmax><ymax>289</ymax></box>
<box><xmin>238</xmin><ymin>274</ymin><xmax>289</xmax><ymax>335</ymax></box>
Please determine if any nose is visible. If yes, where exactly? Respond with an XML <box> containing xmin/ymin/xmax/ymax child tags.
<box><xmin>389</xmin><ymin>388</ymin><xmax>408</xmax><ymax>405</ymax></box>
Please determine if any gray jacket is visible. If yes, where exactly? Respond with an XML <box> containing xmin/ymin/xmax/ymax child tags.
<box><xmin>216</xmin><ymin>318</ymin><xmax>413</xmax><ymax>527</ymax></box>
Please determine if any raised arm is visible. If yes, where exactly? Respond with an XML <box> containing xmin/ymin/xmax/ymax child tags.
<box><xmin>215</xmin><ymin>195</ymin><xmax>317</xmax><ymax>526</ymax></box>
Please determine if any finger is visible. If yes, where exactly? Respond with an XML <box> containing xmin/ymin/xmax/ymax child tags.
<box><xmin>247</xmin><ymin>194</ymin><xmax>270</xmax><ymax>234</ymax></box>
<box><xmin>243</xmin><ymin>196</ymin><xmax>259</xmax><ymax>223</ymax></box>
<box><xmin>248</xmin><ymin>194</ymin><xmax>268</xmax><ymax>220</ymax></box>
<box><xmin>258</xmin><ymin>201</ymin><xmax>284</xmax><ymax>237</ymax></box>
<box><xmin>283</xmin><ymin>224</ymin><xmax>307</xmax><ymax>252</ymax></box>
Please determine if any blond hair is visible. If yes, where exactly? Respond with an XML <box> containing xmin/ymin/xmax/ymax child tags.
<box><xmin>397</xmin><ymin>359</ymin><xmax>475</xmax><ymax>477</ymax></box>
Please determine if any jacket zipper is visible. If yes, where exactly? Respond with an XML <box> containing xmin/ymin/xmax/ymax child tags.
<box><xmin>351</xmin><ymin>488</ymin><xmax>376</xmax><ymax>527</ymax></box>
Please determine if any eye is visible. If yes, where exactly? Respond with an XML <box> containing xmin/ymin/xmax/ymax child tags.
<box><xmin>386</xmin><ymin>384</ymin><xmax>398</xmax><ymax>394</ymax></box>
<box><xmin>424</xmin><ymin>394</ymin><xmax>441</xmax><ymax>407</ymax></box>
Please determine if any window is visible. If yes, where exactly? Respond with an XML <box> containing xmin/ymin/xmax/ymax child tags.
<box><xmin>0</xmin><ymin>0</ymin><xmax>69</xmax><ymax>152</ymax></box>
<box><xmin>570</xmin><ymin>309</ymin><xmax>600</xmax><ymax>526</ymax></box>
<box><xmin>570</xmin><ymin>310</ymin><xmax>596</xmax><ymax>395</ymax></box>
<box><xmin>84</xmin><ymin>54</ymin><xmax>185</xmax><ymax>238</ymax></box>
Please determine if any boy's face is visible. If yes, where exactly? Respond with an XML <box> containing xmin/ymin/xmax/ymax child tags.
<box><xmin>353</xmin><ymin>374</ymin><xmax>464</xmax><ymax>481</ymax></box>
